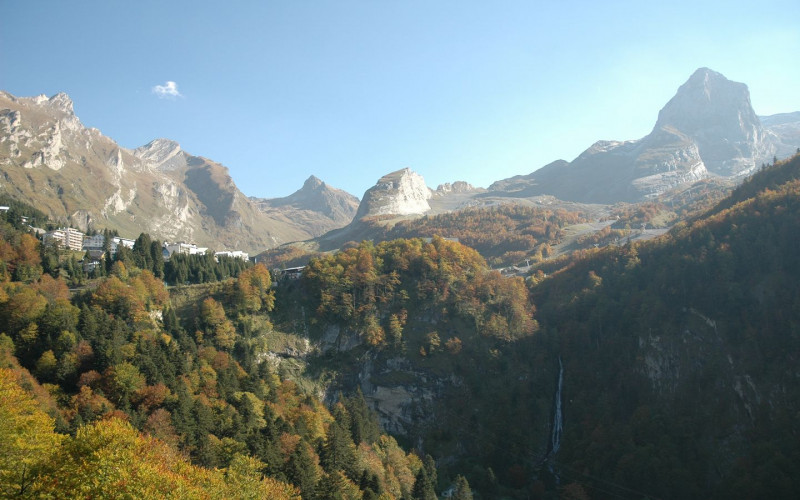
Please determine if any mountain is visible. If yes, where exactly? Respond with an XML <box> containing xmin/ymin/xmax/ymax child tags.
<box><xmin>353</xmin><ymin>167</ymin><xmax>432</xmax><ymax>220</ymax></box>
<box><xmin>487</xmin><ymin>68</ymin><xmax>797</xmax><ymax>203</ymax></box>
<box><xmin>278</xmin><ymin>152</ymin><xmax>800</xmax><ymax>498</ymax></box>
<box><xmin>0</xmin><ymin>91</ymin><xmax>355</xmax><ymax>252</ymax></box>
<box><xmin>762</xmin><ymin>111</ymin><xmax>800</xmax><ymax>157</ymax></box>
<box><xmin>313</xmin><ymin>69</ymin><xmax>798</xmax><ymax>254</ymax></box>
<box><xmin>521</xmin><ymin>153</ymin><xmax>800</xmax><ymax>498</ymax></box>
<box><xmin>308</xmin><ymin>168</ymin><xmax>494</xmax><ymax>252</ymax></box>
<box><xmin>654</xmin><ymin>67</ymin><xmax>769</xmax><ymax>176</ymax></box>
<box><xmin>249</xmin><ymin>175</ymin><xmax>359</xmax><ymax>239</ymax></box>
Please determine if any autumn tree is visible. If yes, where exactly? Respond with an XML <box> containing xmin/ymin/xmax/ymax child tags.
<box><xmin>13</xmin><ymin>233</ymin><xmax>42</xmax><ymax>283</ymax></box>
<box><xmin>201</xmin><ymin>297</ymin><xmax>236</xmax><ymax>350</ymax></box>
<box><xmin>0</xmin><ymin>368</ymin><xmax>63</xmax><ymax>498</ymax></box>
<box><xmin>236</xmin><ymin>263</ymin><xmax>275</xmax><ymax>314</ymax></box>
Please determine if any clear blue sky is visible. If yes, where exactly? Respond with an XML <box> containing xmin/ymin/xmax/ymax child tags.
<box><xmin>2</xmin><ymin>1</ymin><xmax>799</xmax><ymax>199</ymax></box>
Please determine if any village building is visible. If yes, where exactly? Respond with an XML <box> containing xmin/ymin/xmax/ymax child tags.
<box><xmin>214</xmin><ymin>250</ymin><xmax>249</xmax><ymax>261</ymax></box>
<box><xmin>163</xmin><ymin>241</ymin><xmax>207</xmax><ymax>259</ymax></box>
<box><xmin>280</xmin><ymin>266</ymin><xmax>305</xmax><ymax>280</ymax></box>
<box><xmin>83</xmin><ymin>234</ymin><xmax>105</xmax><ymax>250</ymax></box>
<box><xmin>43</xmin><ymin>227</ymin><xmax>85</xmax><ymax>251</ymax></box>
<box><xmin>82</xmin><ymin>234</ymin><xmax>135</xmax><ymax>256</ymax></box>
<box><xmin>113</xmin><ymin>237</ymin><xmax>135</xmax><ymax>253</ymax></box>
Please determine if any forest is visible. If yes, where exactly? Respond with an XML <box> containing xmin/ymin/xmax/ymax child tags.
<box><xmin>274</xmin><ymin>154</ymin><xmax>800</xmax><ymax>499</ymax></box>
<box><xmin>0</xmin><ymin>209</ymin><xmax>474</xmax><ymax>498</ymax></box>
<box><xmin>385</xmin><ymin>205</ymin><xmax>587</xmax><ymax>267</ymax></box>
<box><xmin>2</xmin><ymin>154</ymin><xmax>800</xmax><ymax>499</ymax></box>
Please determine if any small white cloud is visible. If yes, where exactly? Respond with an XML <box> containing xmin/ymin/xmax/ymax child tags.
<box><xmin>152</xmin><ymin>81</ymin><xmax>183</xmax><ymax>99</ymax></box>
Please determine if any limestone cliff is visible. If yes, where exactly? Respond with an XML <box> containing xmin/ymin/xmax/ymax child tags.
<box><xmin>354</xmin><ymin>168</ymin><xmax>432</xmax><ymax>220</ymax></box>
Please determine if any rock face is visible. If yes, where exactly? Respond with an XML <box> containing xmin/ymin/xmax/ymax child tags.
<box><xmin>654</xmin><ymin>67</ymin><xmax>769</xmax><ymax>176</ymax></box>
<box><xmin>488</xmin><ymin>68</ymin><xmax>790</xmax><ymax>203</ymax></box>
<box><xmin>761</xmin><ymin>111</ymin><xmax>800</xmax><ymax>158</ymax></box>
<box><xmin>133</xmin><ymin>138</ymin><xmax>186</xmax><ymax>172</ymax></box>
<box><xmin>434</xmin><ymin>180</ymin><xmax>477</xmax><ymax>195</ymax></box>
<box><xmin>0</xmin><ymin>91</ymin><xmax>356</xmax><ymax>252</ymax></box>
<box><xmin>354</xmin><ymin>168</ymin><xmax>432</xmax><ymax>219</ymax></box>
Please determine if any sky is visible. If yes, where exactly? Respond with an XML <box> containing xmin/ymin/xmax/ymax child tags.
<box><xmin>2</xmin><ymin>1</ymin><xmax>799</xmax><ymax>199</ymax></box>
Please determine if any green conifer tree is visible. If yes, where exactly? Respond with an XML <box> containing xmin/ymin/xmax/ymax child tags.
<box><xmin>452</xmin><ymin>475</ymin><xmax>472</xmax><ymax>500</ymax></box>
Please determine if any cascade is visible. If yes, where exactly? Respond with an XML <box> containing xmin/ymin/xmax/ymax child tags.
<box><xmin>535</xmin><ymin>356</ymin><xmax>565</xmax><ymax>473</ymax></box>
<box><xmin>550</xmin><ymin>356</ymin><xmax>564</xmax><ymax>456</ymax></box>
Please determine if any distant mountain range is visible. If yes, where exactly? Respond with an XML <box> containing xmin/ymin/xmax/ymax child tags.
<box><xmin>0</xmin><ymin>92</ymin><xmax>357</xmax><ymax>252</ymax></box>
<box><xmin>332</xmin><ymin>68</ymin><xmax>799</xmax><ymax>226</ymax></box>
<box><xmin>1</xmin><ymin>68</ymin><xmax>798</xmax><ymax>253</ymax></box>
<box><xmin>485</xmin><ymin>68</ymin><xmax>798</xmax><ymax>203</ymax></box>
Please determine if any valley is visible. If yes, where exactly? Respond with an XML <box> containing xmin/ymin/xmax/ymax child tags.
<box><xmin>1</xmin><ymin>66</ymin><xmax>800</xmax><ymax>499</ymax></box>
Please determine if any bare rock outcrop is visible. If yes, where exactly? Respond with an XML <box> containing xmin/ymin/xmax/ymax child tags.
<box><xmin>354</xmin><ymin>168</ymin><xmax>432</xmax><ymax>219</ymax></box>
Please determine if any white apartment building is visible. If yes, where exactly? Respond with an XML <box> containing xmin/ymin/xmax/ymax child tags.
<box><xmin>44</xmin><ymin>227</ymin><xmax>85</xmax><ymax>251</ymax></box>
<box><xmin>82</xmin><ymin>234</ymin><xmax>135</xmax><ymax>256</ymax></box>
<box><xmin>214</xmin><ymin>250</ymin><xmax>249</xmax><ymax>261</ymax></box>
<box><xmin>164</xmin><ymin>242</ymin><xmax>207</xmax><ymax>258</ymax></box>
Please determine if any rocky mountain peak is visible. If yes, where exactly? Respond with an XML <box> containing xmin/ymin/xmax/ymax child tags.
<box><xmin>484</xmin><ymin>68</ymin><xmax>785</xmax><ymax>203</ymax></box>
<box><xmin>48</xmin><ymin>92</ymin><xmax>75</xmax><ymax>114</ymax></box>
<box><xmin>278</xmin><ymin>174</ymin><xmax>356</xmax><ymax>210</ymax></box>
<box><xmin>435</xmin><ymin>180</ymin><xmax>476</xmax><ymax>195</ymax></box>
<box><xmin>25</xmin><ymin>92</ymin><xmax>75</xmax><ymax>115</ymax></box>
<box><xmin>133</xmin><ymin>138</ymin><xmax>185</xmax><ymax>171</ymax></box>
<box><xmin>302</xmin><ymin>175</ymin><xmax>324</xmax><ymax>190</ymax></box>
<box><xmin>0</xmin><ymin>89</ymin><xmax>364</xmax><ymax>251</ymax></box>
<box><xmin>655</xmin><ymin>68</ymin><xmax>756</xmax><ymax>134</ymax></box>
<box><xmin>248</xmin><ymin>175</ymin><xmax>359</xmax><ymax>237</ymax></box>
<box><xmin>354</xmin><ymin>168</ymin><xmax>431</xmax><ymax>219</ymax></box>
<box><xmin>653</xmin><ymin>68</ymin><xmax>766</xmax><ymax>175</ymax></box>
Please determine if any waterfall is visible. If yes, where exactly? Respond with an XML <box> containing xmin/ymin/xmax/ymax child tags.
<box><xmin>536</xmin><ymin>356</ymin><xmax>565</xmax><ymax>473</ymax></box>
<box><xmin>550</xmin><ymin>356</ymin><xmax>564</xmax><ymax>456</ymax></box>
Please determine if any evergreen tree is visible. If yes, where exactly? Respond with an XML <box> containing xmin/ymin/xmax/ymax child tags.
<box><xmin>412</xmin><ymin>466</ymin><xmax>437</xmax><ymax>500</ymax></box>
<box><xmin>452</xmin><ymin>475</ymin><xmax>472</xmax><ymax>500</ymax></box>
<box><xmin>423</xmin><ymin>454</ymin><xmax>437</xmax><ymax>490</ymax></box>
<box><xmin>149</xmin><ymin>240</ymin><xmax>164</xmax><ymax>278</ymax></box>
<box><xmin>286</xmin><ymin>443</ymin><xmax>319</xmax><ymax>499</ymax></box>
<box><xmin>102</xmin><ymin>229</ymin><xmax>113</xmax><ymax>274</ymax></box>
<box><xmin>343</xmin><ymin>388</ymin><xmax>380</xmax><ymax>445</ymax></box>
<box><xmin>321</xmin><ymin>419</ymin><xmax>357</xmax><ymax>480</ymax></box>
<box><xmin>114</xmin><ymin>244</ymin><xmax>135</xmax><ymax>270</ymax></box>
<box><xmin>315</xmin><ymin>470</ymin><xmax>362</xmax><ymax>500</ymax></box>
<box><xmin>132</xmin><ymin>233</ymin><xmax>153</xmax><ymax>272</ymax></box>
<box><xmin>359</xmin><ymin>470</ymin><xmax>382</xmax><ymax>499</ymax></box>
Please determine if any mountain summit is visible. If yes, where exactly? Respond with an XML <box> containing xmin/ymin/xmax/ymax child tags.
<box><xmin>654</xmin><ymin>67</ymin><xmax>768</xmax><ymax>176</ymax></box>
<box><xmin>133</xmin><ymin>138</ymin><xmax>186</xmax><ymax>171</ymax></box>
<box><xmin>249</xmin><ymin>175</ymin><xmax>359</xmax><ymax>238</ymax></box>
<box><xmin>487</xmin><ymin>68</ymin><xmax>785</xmax><ymax>203</ymax></box>
<box><xmin>354</xmin><ymin>168</ymin><xmax>432</xmax><ymax>220</ymax></box>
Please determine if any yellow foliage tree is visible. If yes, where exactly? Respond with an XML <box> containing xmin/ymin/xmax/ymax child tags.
<box><xmin>236</xmin><ymin>263</ymin><xmax>274</xmax><ymax>314</ymax></box>
<box><xmin>0</xmin><ymin>368</ymin><xmax>63</xmax><ymax>498</ymax></box>
<box><xmin>34</xmin><ymin>417</ymin><xmax>299</xmax><ymax>499</ymax></box>
<box><xmin>201</xmin><ymin>297</ymin><xmax>236</xmax><ymax>350</ymax></box>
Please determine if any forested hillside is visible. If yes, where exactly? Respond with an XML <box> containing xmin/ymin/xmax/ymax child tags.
<box><xmin>385</xmin><ymin>205</ymin><xmax>588</xmax><ymax>266</ymax></box>
<box><xmin>0</xmin><ymin>210</ymin><xmax>459</xmax><ymax>498</ymax></box>
<box><xmin>528</xmin><ymin>154</ymin><xmax>800</xmax><ymax>498</ymax></box>
<box><xmin>3</xmin><ymin>152</ymin><xmax>800</xmax><ymax>498</ymax></box>
<box><xmin>263</xmin><ymin>204</ymin><xmax>589</xmax><ymax>271</ymax></box>
<box><xmin>273</xmin><ymin>154</ymin><xmax>800</xmax><ymax>499</ymax></box>
<box><xmin>274</xmin><ymin>236</ymin><xmax>542</xmax><ymax>496</ymax></box>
